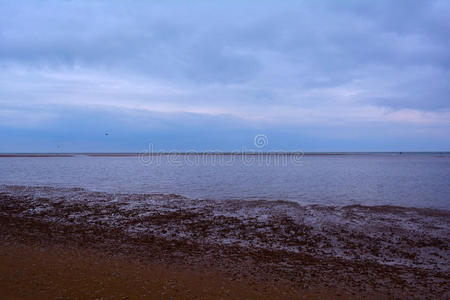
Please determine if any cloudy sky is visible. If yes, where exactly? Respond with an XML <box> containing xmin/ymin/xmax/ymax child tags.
<box><xmin>1</xmin><ymin>0</ymin><xmax>449</xmax><ymax>152</ymax></box>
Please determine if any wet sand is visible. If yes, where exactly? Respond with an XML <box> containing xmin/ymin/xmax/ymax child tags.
<box><xmin>0</xmin><ymin>186</ymin><xmax>449</xmax><ymax>299</ymax></box>
<box><xmin>0</xmin><ymin>242</ymin><xmax>359</xmax><ymax>299</ymax></box>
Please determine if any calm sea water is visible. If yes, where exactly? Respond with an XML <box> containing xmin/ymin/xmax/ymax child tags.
<box><xmin>0</xmin><ymin>154</ymin><xmax>449</xmax><ymax>209</ymax></box>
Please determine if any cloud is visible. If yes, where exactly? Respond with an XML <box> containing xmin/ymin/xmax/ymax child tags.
<box><xmin>0</xmin><ymin>0</ymin><xmax>449</xmax><ymax>151</ymax></box>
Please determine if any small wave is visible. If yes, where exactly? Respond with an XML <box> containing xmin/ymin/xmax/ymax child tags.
<box><xmin>341</xmin><ymin>204</ymin><xmax>450</xmax><ymax>218</ymax></box>
<box><xmin>1</xmin><ymin>184</ymin><xmax>449</xmax><ymax>216</ymax></box>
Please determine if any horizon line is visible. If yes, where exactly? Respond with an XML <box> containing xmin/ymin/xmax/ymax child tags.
<box><xmin>1</xmin><ymin>151</ymin><xmax>449</xmax><ymax>158</ymax></box>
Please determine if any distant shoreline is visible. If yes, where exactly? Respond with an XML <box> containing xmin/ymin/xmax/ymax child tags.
<box><xmin>0</xmin><ymin>152</ymin><xmax>449</xmax><ymax>157</ymax></box>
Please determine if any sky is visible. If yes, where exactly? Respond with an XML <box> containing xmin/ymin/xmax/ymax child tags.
<box><xmin>1</xmin><ymin>0</ymin><xmax>449</xmax><ymax>152</ymax></box>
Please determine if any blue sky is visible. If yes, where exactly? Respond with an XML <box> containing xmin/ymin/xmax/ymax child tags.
<box><xmin>1</xmin><ymin>0</ymin><xmax>449</xmax><ymax>152</ymax></box>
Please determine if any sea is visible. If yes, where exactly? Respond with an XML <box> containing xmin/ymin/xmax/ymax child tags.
<box><xmin>1</xmin><ymin>153</ymin><xmax>449</xmax><ymax>210</ymax></box>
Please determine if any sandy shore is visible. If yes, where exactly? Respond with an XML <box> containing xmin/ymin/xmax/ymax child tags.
<box><xmin>0</xmin><ymin>186</ymin><xmax>449</xmax><ymax>299</ymax></box>
<box><xmin>0</xmin><ymin>241</ymin><xmax>362</xmax><ymax>299</ymax></box>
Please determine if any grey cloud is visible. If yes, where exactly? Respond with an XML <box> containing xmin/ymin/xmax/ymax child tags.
<box><xmin>0</xmin><ymin>0</ymin><xmax>449</xmax><ymax>111</ymax></box>
<box><xmin>0</xmin><ymin>2</ymin><xmax>262</xmax><ymax>84</ymax></box>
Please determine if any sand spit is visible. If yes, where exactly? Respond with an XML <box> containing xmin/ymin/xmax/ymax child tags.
<box><xmin>0</xmin><ymin>185</ymin><xmax>449</xmax><ymax>299</ymax></box>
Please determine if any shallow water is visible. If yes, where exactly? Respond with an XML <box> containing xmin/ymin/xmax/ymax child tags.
<box><xmin>0</xmin><ymin>154</ymin><xmax>449</xmax><ymax>209</ymax></box>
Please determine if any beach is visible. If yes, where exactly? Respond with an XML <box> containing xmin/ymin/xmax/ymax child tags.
<box><xmin>1</xmin><ymin>185</ymin><xmax>448</xmax><ymax>299</ymax></box>
<box><xmin>0</xmin><ymin>243</ymin><xmax>314</xmax><ymax>299</ymax></box>
<box><xmin>3</xmin><ymin>0</ymin><xmax>450</xmax><ymax>297</ymax></box>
